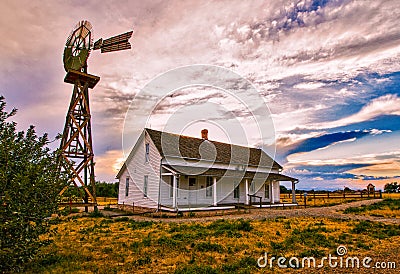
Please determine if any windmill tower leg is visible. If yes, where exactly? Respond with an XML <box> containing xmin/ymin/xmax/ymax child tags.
<box><xmin>59</xmin><ymin>70</ymin><xmax>99</xmax><ymax>211</ymax></box>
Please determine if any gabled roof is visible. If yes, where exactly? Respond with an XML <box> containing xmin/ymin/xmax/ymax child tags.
<box><xmin>145</xmin><ymin>128</ymin><xmax>282</xmax><ymax>169</ymax></box>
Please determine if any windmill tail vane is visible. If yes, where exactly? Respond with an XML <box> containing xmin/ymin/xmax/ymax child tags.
<box><xmin>93</xmin><ymin>31</ymin><xmax>133</xmax><ymax>53</ymax></box>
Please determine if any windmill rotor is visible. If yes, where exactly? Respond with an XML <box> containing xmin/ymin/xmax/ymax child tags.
<box><xmin>63</xmin><ymin>21</ymin><xmax>93</xmax><ymax>72</ymax></box>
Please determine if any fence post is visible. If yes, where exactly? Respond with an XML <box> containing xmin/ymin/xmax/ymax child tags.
<box><xmin>379</xmin><ymin>190</ymin><xmax>382</xmax><ymax>198</ymax></box>
<box><xmin>132</xmin><ymin>202</ymin><xmax>135</xmax><ymax>213</ymax></box>
<box><xmin>343</xmin><ymin>192</ymin><xmax>346</xmax><ymax>199</ymax></box>
<box><xmin>304</xmin><ymin>193</ymin><xmax>307</xmax><ymax>208</ymax></box>
<box><xmin>313</xmin><ymin>190</ymin><xmax>316</xmax><ymax>207</ymax></box>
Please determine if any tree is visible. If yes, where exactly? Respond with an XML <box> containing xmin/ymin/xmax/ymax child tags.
<box><xmin>0</xmin><ymin>96</ymin><xmax>68</xmax><ymax>272</ymax></box>
<box><xmin>384</xmin><ymin>182</ymin><xmax>399</xmax><ymax>193</ymax></box>
<box><xmin>96</xmin><ymin>181</ymin><xmax>119</xmax><ymax>198</ymax></box>
<box><xmin>280</xmin><ymin>185</ymin><xmax>290</xmax><ymax>194</ymax></box>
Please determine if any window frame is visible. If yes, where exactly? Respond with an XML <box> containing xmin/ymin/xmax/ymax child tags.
<box><xmin>144</xmin><ymin>175</ymin><xmax>148</xmax><ymax>197</ymax></box>
<box><xmin>249</xmin><ymin>180</ymin><xmax>255</xmax><ymax>194</ymax></box>
<box><xmin>125</xmin><ymin>177</ymin><xmax>129</xmax><ymax>197</ymax></box>
<box><xmin>145</xmin><ymin>143</ymin><xmax>150</xmax><ymax>163</ymax></box>
<box><xmin>234</xmin><ymin>183</ymin><xmax>240</xmax><ymax>199</ymax></box>
<box><xmin>264</xmin><ymin>182</ymin><xmax>270</xmax><ymax>199</ymax></box>
<box><xmin>206</xmin><ymin>177</ymin><xmax>213</xmax><ymax>197</ymax></box>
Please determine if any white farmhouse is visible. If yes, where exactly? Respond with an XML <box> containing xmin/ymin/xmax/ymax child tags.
<box><xmin>117</xmin><ymin>128</ymin><xmax>298</xmax><ymax>211</ymax></box>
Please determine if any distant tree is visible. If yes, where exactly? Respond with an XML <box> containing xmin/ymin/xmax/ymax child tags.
<box><xmin>280</xmin><ymin>185</ymin><xmax>290</xmax><ymax>194</ymax></box>
<box><xmin>96</xmin><ymin>181</ymin><xmax>119</xmax><ymax>198</ymax></box>
<box><xmin>384</xmin><ymin>182</ymin><xmax>399</xmax><ymax>193</ymax></box>
<box><xmin>343</xmin><ymin>187</ymin><xmax>352</xmax><ymax>192</ymax></box>
<box><xmin>0</xmin><ymin>96</ymin><xmax>68</xmax><ymax>272</ymax></box>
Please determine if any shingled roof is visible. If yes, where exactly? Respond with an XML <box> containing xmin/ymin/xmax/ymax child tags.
<box><xmin>145</xmin><ymin>128</ymin><xmax>282</xmax><ymax>169</ymax></box>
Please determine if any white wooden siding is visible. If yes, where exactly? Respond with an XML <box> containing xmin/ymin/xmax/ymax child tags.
<box><xmin>117</xmin><ymin>131</ymin><xmax>161</xmax><ymax>209</ymax></box>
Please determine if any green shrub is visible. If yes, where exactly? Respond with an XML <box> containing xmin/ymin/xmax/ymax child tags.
<box><xmin>175</xmin><ymin>264</ymin><xmax>218</xmax><ymax>274</ymax></box>
<box><xmin>88</xmin><ymin>210</ymin><xmax>104</xmax><ymax>218</ymax></box>
<box><xmin>134</xmin><ymin>255</ymin><xmax>151</xmax><ymax>266</ymax></box>
<box><xmin>157</xmin><ymin>235</ymin><xmax>179</xmax><ymax>248</ymax></box>
<box><xmin>114</xmin><ymin>216</ymin><xmax>130</xmax><ymax>222</ymax></box>
<box><xmin>128</xmin><ymin>220</ymin><xmax>153</xmax><ymax>229</ymax></box>
<box><xmin>195</xmin><ymin>241</ymin><xmax>224</xmax><ymax>253</ymax></box>
<box><xmin>142</xmin><ymin>235</ymin><xmax>152</xmax><ymax>247</ymax></box>
<box><xmin>221</xmin><ymin>256</ymin><xmax>257</xmax><ymax>272</ymax></box>
<box><xmin>0</xmin><ymin>97</ymin><xmax>69</xmax><ymax>272</ymax></box>
<box><xmin>70</xmin><ymin>207</ymin><xmax>80</xmax><ymax>213</ymax></box>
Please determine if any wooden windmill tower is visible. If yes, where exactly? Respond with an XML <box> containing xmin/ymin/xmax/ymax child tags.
<box><xmin>59</xmin><ymin>21</ymin><xmax>133</xmax><ymax>211</ymax></box>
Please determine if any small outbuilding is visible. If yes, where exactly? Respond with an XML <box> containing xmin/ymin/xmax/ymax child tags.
<box><xmin>367</xmin><ymin>183</ymin><xmax>375</xmax><ymax>193</ymax></box>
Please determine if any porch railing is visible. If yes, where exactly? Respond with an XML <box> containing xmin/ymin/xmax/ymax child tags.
<box><xmin>248</xmin><ymin>194</ymin><xmax>263</xmax><ymax>208</ymax></box>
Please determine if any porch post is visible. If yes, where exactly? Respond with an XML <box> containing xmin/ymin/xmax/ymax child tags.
<box><xmin>172</xmin><ymin>175</ymin><xmax>177</xmax><ymax>209</ymax></box>
<box><xmin>245</xmin><ymin>179</ymin><xmax>249</xmax><ymax>205</ymax></box>
<box><xmin>270</xmin><ymin>180</ymin><xmax>274</xmax><ymax>204</ymax></box>
<box><xmin>291</xmin><ymin>180</ymin><xmax>296</xmax><ymax>203</ymax></box>
<box><xmin>213</xmin><ymin>177</ymin><xmax>217</xmax><ymax>206</ymax></box>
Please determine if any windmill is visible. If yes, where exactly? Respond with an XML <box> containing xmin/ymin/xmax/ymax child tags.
<box><xmin>59</xmin><ymin>21</ymin><xmax>133</xmax><ymax>211</ymax></box>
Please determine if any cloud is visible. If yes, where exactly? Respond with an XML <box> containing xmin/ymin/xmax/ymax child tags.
<box><xmin>95</xmin><ymin>150</ymin><xmax>125</xmax><ymax>182</ymax></box>
<box><xmin>293</xmin><ymin>82</ymin><xmax>325</xmax><ymax>90</ymax></box>
<box><xmin>306</xmin><ymin>94</ymin><xmax>400</xmax><ymax>130</ymax></box>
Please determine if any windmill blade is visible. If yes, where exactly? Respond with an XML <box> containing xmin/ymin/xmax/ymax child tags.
<box><xmin>93</xmin><ymin>38</ymin><xmax>103</xmax><ymax>50</ymax></box>
<box><xmin>101</xmin><ymin>42</ymin><xmax>131</xmax><ymax>53</ymax></box>
<box><xmin>95</xmin><ymin>31</ymin><xmax>133</xmax><ymax>53</ymax></box>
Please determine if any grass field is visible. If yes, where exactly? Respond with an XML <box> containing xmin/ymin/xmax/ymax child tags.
<box><xmin>24</xmin><ymin>213</ymin><xmax>400</xmax><ymax>273</ymax></box>
<box><xmin>343</xmin><ymin>199</ymin><xmax>400</xmax><ymax>218</ymax></box>
<box><xmin>280</xmin><ymin>192</ymin><xmax>396</xmax><ymax>207</ymax></box>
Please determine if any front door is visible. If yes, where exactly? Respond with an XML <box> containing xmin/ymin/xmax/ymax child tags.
<box><xmin>188</xmin><ymin>177</ymin><xmax>197</xmax><ymax>205</ymax></box>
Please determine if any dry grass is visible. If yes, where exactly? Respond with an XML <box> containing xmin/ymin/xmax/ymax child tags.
<box><xmin>343</xmin><ymin>198</ymin><xmax>400</xmax><ymax>218</ymax></box>
<box><xmin>25</xmin><ymin>214</ymin><xmax>400</xmax><ymax>273</ymax></box>
<box><xmin>382</xmin><ymin>193</ymin><xmax>400</xmax><ymax>199</ymax></box>
<box><xmin>280</xmin><ymin>193</ymin><xmax>379</xmax><ymax>207</ymax></box>
<box><xmin>96</xmin><ymin>197</ymin><xmax>118</xmax><ymax>206</ymax></box>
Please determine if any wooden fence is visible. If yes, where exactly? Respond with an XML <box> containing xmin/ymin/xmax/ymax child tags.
<box><xmin>95</xmin><ymin>197</ymin><xmax>118</xmax><ymax>206</ymax></box>
<box><xmin>280</xmin><ymin>191</ymin><xmax>382</xmax><ymax>207</ymax></box>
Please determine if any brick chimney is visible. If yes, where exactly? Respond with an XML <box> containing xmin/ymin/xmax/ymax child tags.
<box><xmin>201</xmin><ymin>129</ymin><xmax>208</xmax><ymax>140</ymax></box>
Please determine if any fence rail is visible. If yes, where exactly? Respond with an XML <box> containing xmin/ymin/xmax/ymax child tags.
<box><xmin>280</xmin><ymin>191</ymin><xmax>382</xmax><ymax>207</ymax></box>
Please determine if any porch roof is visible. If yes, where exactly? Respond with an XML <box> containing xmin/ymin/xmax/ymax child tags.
<box><xmin>164</xmin><ymin>165</ymin><xmax>298</xmax><ymax>182</ymax></box>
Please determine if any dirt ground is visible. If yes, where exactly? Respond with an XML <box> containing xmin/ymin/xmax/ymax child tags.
<box><xmin>101</xmin><ymin>199</ymin><xmax>399</xmax><ymax>225</ymax></box>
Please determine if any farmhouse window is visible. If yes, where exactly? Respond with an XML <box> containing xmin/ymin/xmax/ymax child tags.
<box><xmin>265</xmin><ymin>183</ymin><xmax>270</xmax><ymax>199</ymax></box>
<box><xmin>145</xmin><ymin>143</ymin><xmax>150</xmax><ymax>162</ymax></box>
<box><xmin>250</xmin><ymin>180</ymin><xmax>255</xmax><ymax>194</ymax></box>
<box><xmin>234</xmin><ymin>184</ymin><xmax>240</xmax><ymax>199</ymax></box>
<box><xmin>144</xmin><ymin>175</ymin><xmax>148</xmax><ymax>197</ymax></box>
<box><xmin>125</xmin><ymin>177</ymin><xmax>129</xmax><ymax>197</ymax></box>
<box><xmin>206</xmin><ymin>177</ymin><xmax>213</xmax><ymax>197</ymax></box>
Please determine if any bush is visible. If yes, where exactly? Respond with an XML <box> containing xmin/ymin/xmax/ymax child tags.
<box><xmin>195</xmin><ymin>241</ymin><xmax>224</xmax><ymax>253</ymax></box>
<box><xmin>175</xmin><ymin>264</ymin><xmax>218</xmax><ymax>274</ymax></box>
<box><xmin>0</xmin><ymin>96</ymin><xmax>68</xmax><ymax>272</ymax></box>
<box><xmin>88</xmin><ymin>210</ymin><xmax>104</xmax><ymax>218</ymax></box>
<box><xmin>128</xmin><ymin>220</ymin><xmax>153</xmax><ymax>229</ymax></box>
<box><xmin>207</xmin><ymin>219</ymin><xmax>253</xmax><ymax>237</ymax></box>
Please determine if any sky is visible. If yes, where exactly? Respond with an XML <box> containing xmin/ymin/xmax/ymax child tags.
<box><xmin>1</xmin><ymin>0</ymin><xmax>400</xmax><ymax>190</ymax></box>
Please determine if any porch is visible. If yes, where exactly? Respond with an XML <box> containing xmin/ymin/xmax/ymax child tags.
<box><xmin>159</xmin><ymin>165</ymin><xmax>298</xmax><ymax>211</ymax></box>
